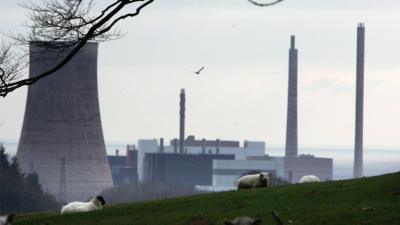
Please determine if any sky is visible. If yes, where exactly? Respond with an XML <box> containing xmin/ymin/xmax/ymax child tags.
<box><xmin>1</xmin><ymin>0</ymin><xmax>400</xmax><ymax>149</ymax></box>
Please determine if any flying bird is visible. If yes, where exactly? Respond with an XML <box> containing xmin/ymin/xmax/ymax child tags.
<box><xmin>192</xmin><ymin>66</ymin><xmax>205</xmax><ymax>75</ymax></box>
<box><xmin>247</xmin><ymin>0</ymin><xmax>283</xmax><ymax>7</ymax></box>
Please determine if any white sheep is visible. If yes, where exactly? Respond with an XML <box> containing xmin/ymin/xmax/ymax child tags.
<box><xmin>237</xmin><ymin>172</ymin><xmax>270</xmax><ymax>190</ymax></box>
<box><xmin>224</xmin><ymin>216</ymin><xmax>262</xmax><ymax>225</ymax></box>
<box><xmin>0</xmin><ymin>214</ymin><xmax>14</xmax><ymax>225</ymax></box>
<box><xmin>299</xmin><ymin>175</ymin><xmax>320</xmax><ymax>183</ymax></box>
<box><xmin>61</xmin><ymin>196</ymin><xmax>106</xmax><ymax>214</ymax></box>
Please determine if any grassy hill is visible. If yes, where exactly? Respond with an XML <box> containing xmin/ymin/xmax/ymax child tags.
<box><xmin>14</xmin><ymin>172</ymin><xmax>400</xmax><ymax>225</ymax></box>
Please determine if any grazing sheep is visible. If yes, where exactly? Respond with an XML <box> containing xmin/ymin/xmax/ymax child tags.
<box><xmin>224</xmin><ymin>217</ymin><xmax>262</xmax><ymax>225</ymax></box>
<box><xmin>61</xmin><ymin>196</ymin><xmax>106</xmax><ymax>214</ymax></box>
<box><xmin>237</xmin><ymin>172</ymin><xmax>270</xmax><ymax>190</ymax></box>
<box><xmin>0</xmin><ymin>214</ymin><xmax>15</xmax><ymax>225</ymax></box>
<box><xmin>299</xmin><ymin>175</ymin><xmax>320</xmax><ymax>183</ymax></box>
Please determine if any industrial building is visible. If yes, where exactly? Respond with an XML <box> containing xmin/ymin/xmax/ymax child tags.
<box><xmin>135</xmin><ymin>137</ymin><xmax>333</xmax><ymax>191</ymax></box>
<box><xmin>107</xmin><ymin>145</ymin><xmax>138</xmax><ymax>185</ymax></box>
<box><xmin>134</xmin><ymin>75</ymin><xmax>333</xmax><ymax>190</ymax></box>
<box><xmin>143</xmin><ymin>153</ymin><xmax>234</xmax><ymax>187</ymax></box>
<box><xmin>284</xmin><ymin>155</ymin><xmax>333</xmax><ymax>183</ymax></box>
<box><xmin>137</xmin><ymin>136</ymin><xmax>265</xmax><ymax>181</ymax></box>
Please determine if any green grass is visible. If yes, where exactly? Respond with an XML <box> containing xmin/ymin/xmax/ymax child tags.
<box><xmin>14</xmin><ymin>172</ymin><xmax>400</xmax><ymax>225</ymax></box>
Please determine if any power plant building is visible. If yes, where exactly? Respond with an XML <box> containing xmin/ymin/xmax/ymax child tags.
<box><xmin>137</xmin><ymin>136</ymin><xmax>266</xmax><ymax>181</ymax></box>
<box><xmin>134</xmin><ymin>136</ymin><xmax>333</xmax><ymax>190</ymax></box>
<box><xmin>143</xmin><ymin>153</ymin><xmax>234</xmax><ymax>187</ymax></box>
<box><xmin>108</xmin><ymin>145</ymin><xmax>138</xmax><ymax>185</ymax></box>
<box><xmin>17</xmin><ymin>42</ymin><xmax>113</xmax><ymax>202</ymax></box>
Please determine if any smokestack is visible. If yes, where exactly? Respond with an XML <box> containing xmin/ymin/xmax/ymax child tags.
<box><xmin>160</xmin><ymin>138</ymin><xmax>164</xmax><ymax>153</ymax></box>
<box><xmin>179</xmin><ymin>89</ymin><xmax>185</xmax><ymax>154</ymax></box>
<box><xmin>126</xmin><ymin>145</ymin><xmax>135</xmax><ymax>167</ymax></box>
<box><xmin>201</xmin><ymin>138</ymin><xmax>206</xmax><ymax>154</ymax></box>
<box><xmin>216</xmin><ymin>139</ymin><xmax>220</xmax><ymax>154</ymax></box>
<box><xmin>285</xmin><ymin>35</ymin><xmax>298</xmax><ymax>158</ymax></box>
<box><xmin>354</xmin><ymin>23</ymin><xmax>365</xmax><ymax>178</ymax></box>
<box><xmin>173</xmin><ymin>138</ymin><xmax>178</xmax><ymax>153</ymax></box>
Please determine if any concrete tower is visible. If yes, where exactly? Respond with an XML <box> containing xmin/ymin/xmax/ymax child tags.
<box><xmin>179</xmin><ymin>89</ymin><xmax>186</xmax><ymax>154</ymax></box>
<box><xmin>354</xmin><ymin>23</ymin><xmax>365</xmax><ymax>178</ymax></box>
<box><xmin>17</xmin><ymin>42</ymin><xmax>113</xmax><ymax>202</ymax></box>
<box><xmin>285</xmin><ymin>35</ymin><xmax>298</xmax><ymax>158</ymax></box>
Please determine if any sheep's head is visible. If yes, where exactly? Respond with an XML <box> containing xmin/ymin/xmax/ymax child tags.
<box><xmin>96</xmin><ymin>196</ymin><xmax>106</xmax><ymax>206</ymax></box>
<box><xmin>259</xmin><ymin>172</ymin><xmax>270</xmax><ymax>187</ymax></box>
<box><xmin>90</xmin><ymin>195</ymin><xmax>106</xmax><ymax>207</ymax></box>
<box><xmin>224</xmin><ymin>217</ymin><xmax>262</xmax><ymax>225</ymax></box>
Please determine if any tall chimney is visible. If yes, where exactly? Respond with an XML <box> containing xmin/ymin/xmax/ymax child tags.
<box><xmin>201</xmin><ymin>138</ymin><xmax>206</xmax><ymax>154</ymax></box>
<box><xmin>179</xmin><ymin>89</ymin><xmax>185</xmax><ymax>154</ymax></box>
<box><xmin>216</xmin><ymin>139</ymin><xmax>220</xmax><ymax>154</ymax></box>
<box><xmin>285</xmin><ymin>35</ymin><xmax>298</xmax><ymax>158</ymax></box>
<box><xmin>173</xmin><ymin>138</ymin><xmax>178</xmax><ymax>153</ymax></box>
<box><xmin>160</xmin><ymin>138</ymin><xmax>164</xmax><ymax>153</ymax></box>
<box><xmin>126</xmin><ymin>145</ymin><xmax>135</xmax><ymax>167</ymax></box>
<box><xmin>354</xmin><ymin>23</ymin><xmax>365</xmax><ymax>178</ymax></box>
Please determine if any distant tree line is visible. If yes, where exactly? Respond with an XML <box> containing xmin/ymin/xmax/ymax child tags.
<box><xmin>0</xmin><ymin>143</ymin><xmax>61</xmax><ymax>214</ymax></box>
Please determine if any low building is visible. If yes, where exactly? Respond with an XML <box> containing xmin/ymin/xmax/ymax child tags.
<box><xmin>196</xmin><ymin>154</ymin><xmax>332</xmax><ymax>191</ymax></box>
<box><xmin>284</xmin><ymin>154</ymin><xmax>333</xmax><ymax>183</ymax></box>
<box><xmin>135</xmin><ymin>136</ymin><xmax>333</xmax><ymax>190</ymax></box>
<box><xmin>107</xmin><ymin>145</ymin><xmax>138</xmax><ymax>185</ymax></box>
<box><xmin>137</xmin><ymin>135</ymin><xmax>266</xmax><ymax>181</ymax></box>
<box><xmin>212</xmin><ymin>157</ymin><xmax>286</xmax><ymax>188</ymax></box>
<box><xmin>143</xmin><ymin>153</ymin><xmax>234</xmax><ymax>187</ymax></box>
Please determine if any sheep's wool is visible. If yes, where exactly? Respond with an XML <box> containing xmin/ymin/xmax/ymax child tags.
<box><xmin>299</xmin><ymin>175</ymin><xmax>320</xmax><ymax>183</ymax></box>
<box><xmin>61</xmin><ymin>196</ymin><xmax>105</xmax><ymax>214</ymax></box>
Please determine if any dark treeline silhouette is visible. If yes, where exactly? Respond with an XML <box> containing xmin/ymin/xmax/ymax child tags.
<box><xmin>0</xmin><ymin>143</ymin><xmax>61</xmax><ymax>214</ymax></box>
<box><xmin>101</xmin><ymin>182</ymin><xmax>204</xmax><ymax>205</ymax></box>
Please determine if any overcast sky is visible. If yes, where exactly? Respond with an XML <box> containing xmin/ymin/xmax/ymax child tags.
<box><xmin>1</xmin><ymin>0</ymin><xmax>400</xmax><ymax>148</ymax></box>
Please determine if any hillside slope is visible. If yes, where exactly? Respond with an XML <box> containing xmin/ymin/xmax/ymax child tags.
<box><xmin>14</xmin><ymin>172</ymin><xmax>400</xmax><ymax>225</ymax></box>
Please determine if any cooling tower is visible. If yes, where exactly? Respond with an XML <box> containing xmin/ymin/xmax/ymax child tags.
<box><xmin>17</xmin><ymin>42</ymin><xmax>113</xmax><ymax>202</ymax></box>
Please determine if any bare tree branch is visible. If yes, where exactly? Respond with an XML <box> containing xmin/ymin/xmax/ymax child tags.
<box><xmin>247</xmin><ymin>0</ymin><xmax>283</xmax><ymax>7</ymax></box>
<box><xmin>0</xmin><ymin>0</ymin><xmax>153</xmax><ymax>97</ymax></box>
<box><xmin>0</xmin><ymin>0</ymin><xmax>281</xmax><ymax>97</ymax></box>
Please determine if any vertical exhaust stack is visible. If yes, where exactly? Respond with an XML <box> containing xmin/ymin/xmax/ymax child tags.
<box><xmin>160</xmin><ymin>138</ymin><xmax>164</xmax><ymax>153</ymax></box>
<box><xmin>201</xmin><ymin>138</ymin><xmax>206</xmax><ymax>154</ymax></box>
<box><xmin>179</xmin><ymin>89</ymin><xmax>186</xmax><ymax>154</ymax></box>
<box><xmin>126</xmin><ymin>145</ymin><xmax>135</xmax><ymax>167</ymax></box>
<box><xmin>16</xmin><ymin>42</ymin><xmax>113</xmax><ymax>202</ymax></box>
<box><xmin>216</xmin><ymin>139</ymin><xmax>220</xmax><ymax>154</ymax></box>
<box><xmin>354</xmin><ymin>23</ymin><xmax>365</xmax><ymax>178</ymax></box>
<box><xmin>173</xmin><ymin>138</ymin><xmax>178</xmax><ymax>153</ymax></box>
<box><xmin>285</xmin><ymin>35</ymin><xmax>298</xmax><ymax>158</ymax></box>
